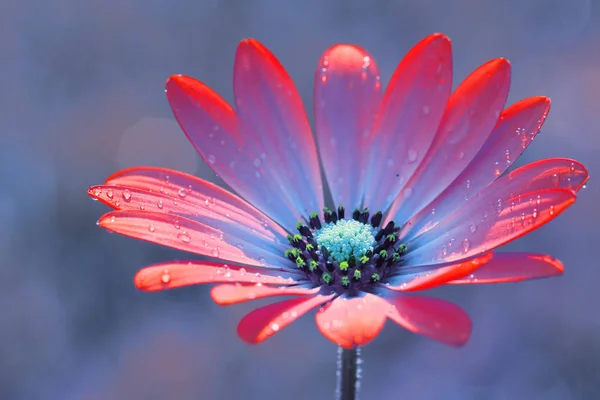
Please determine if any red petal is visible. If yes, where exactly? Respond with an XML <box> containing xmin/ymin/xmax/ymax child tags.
<box><xmin>389</xmin><ymin>253</ymin><xmax>494</xmax><ymax>292</ymax></box>
<box><xmin>315</xmin><ymin>294</ymin><xmax>389</xmax><ymax>348</ymax></box>
<box><xmin>237</xmin><ymin>295</ymin><xmax>334</xmax><ymax>344</ymax></box>
<box><xmin>134</xmin><ymin>261</ymin><xmax>298</xmax><ymax>292</ymax></box>
<box><xmin>314</xmin><ymin>44</ymin><xmax>382</xmax><ymax>209</ymax></box>
<box><xmin>98</xmin><ymin>210</ymin><xmax>289</xmax><ymax>267</ymax></box>
<box><xmin>363</xmin><ymin>33</ymin><xmax>453</xmax><ymax>212</ymax></box>
<box><xmin>165</xmin><ymin>74</ymin><xmax>315</xmax><ymax>229</ymax></box>
<box><xmin>386</xmin><ymin>57</ymin><xmax>511</xmax><ymax>225</ymax></box>
<box><xmin>401</xmin><ymin>96</ymin><xmax>551</xmax><ymax>241</ymax></box>
<box><xmin>448</xmin><ymin>252</ymin><xmax>564</xmax><ymax>284</ymax></box>
<box><xmin>233</xmin><ymin>39</ymin><xmax>324</xmax><ymax>220</ymax></box>
<box><xmin>102</xmin><ymin>166</ymin><xmax>288</xmax><ymax>239</ymax></box>
<box><xmin>89</xmin><ymin>184</ymin><xmax>284</xmax><ymax>245</ymax></box>
<box><xmin>406</xmin><ymin>188</ymin><xmax>576</xmax><ymax>266</ymax></box>
<box><xmin>211</xmin><ymin>284</ymin><xmax>318</xmax><ymax>305</ymax></box>
<box><xmin>385</xmin><ymin>294</ymin><xmax>472</xmax><ymax>346</ymax></box>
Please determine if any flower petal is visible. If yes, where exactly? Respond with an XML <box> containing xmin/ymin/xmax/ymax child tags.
<box><xmin>315</xmin><ymin>294</ymin><xmax>389</xmax><ymax>348</ymax></box>
<box><xmin>233</xmin><ymin>39</ymin><xmax>324</xmax><ymax>221</ymax></box>
<box><xmin>89</xmin><ymin>184</ymin><xmax>284</xmax><ymax>246</ymax></box>
<box><xmin>384</xmin><ymin>293</ymin><xmax>472</xmax><ymax>346</ymax></box>
<box><xmin>448</xmin><ymin>252</ymin><xmax>564</xmax><ymax>284</ymax></box>
<box><xmin>211</xmin><ymin>284</ymin><xmax>319</xmax><ymax>306</ymax></box>
<box><xmin>386</xmin><ymin>57</ymin><xmax>511</xmax><ymax>225</ymax></box>
<box><xmin>362</xmin><ymin>33</ymin><xmax>453</xmax><ymax>212</ymax></box>
<box><xmin>314</xmin><ymin>44</ymin><xmax>382</xmax><ymax>209</ymax></box>
<box><xmin>401</xmin><ymin>96</ymin><xmax>551</xmax><ymax>241</ymax></box>
<box><xmin>165</xmin><ymin>74</ymin><xmax>314</xmax><ymax>230</ymax></box>
<box><xmin>237</xmin><ymin>294</ymin><xmax>334</xmax><ymax>344</ymax></box>
<box><xmin>388</xmin><ymin>253</ymin><xmax>494</xmax><ymax>292</ymax></box>
<box><xmin>102</xmin><ymin>166</ymin><xmax>289</xmax><ymax>239</ymax></box>
<box><xmin>406</xmin><ymin>188</ymin><xmax>576</xmax><ymax>266</ymax></box>
<box><xmin>134</xmin><ymin>261</ymin><xmax>299</xmax><ymax>292</ymax></box>
<box><xmin>409</xmin><ymin>157</ymin><xmax>587</xmax><ymax>252</ymax></box>
<box><xmin>98</xmin><ymin>210</ymin><xmax>290</xmax><ymax>268</ymax></box>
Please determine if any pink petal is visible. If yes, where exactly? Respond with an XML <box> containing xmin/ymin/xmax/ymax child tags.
<box><xmin>314</xmin><ymin>44</ymin><xmax>382</xmax><ymax>209</ymax></box>
<box><xmin>388</xmin><ymin>253</ymin><xmax>494</xmax><ymax>292</ymax></box>
<box><xmin>406</xmin><ymin>188</ymin><xmax>576</xmax><ymax>266</ymax></box>
<box><xmin>165</xmin><ymin>74</ymin><xmax>314</xmax><ymax>230</ymax></box>
<box><xmin>409</xmin><ymin>157</ymin><xmax>587</xmax><ymax>253</ymax></box>
<box><xmin>98</xmin><ymin>210</ymin><xmax>290</xmax><ymax>268</ymax></box>
<box><xmin>211</xmin><ymin>284</ymin><xmax>319</xmax><ymax>306</ymax></box>
<box><xmin>89</xmin><ymin>184</ymin><xmax>284</xmax><ymax>248</ymax></box>
<box><xmin>386</xmin><ymin>58</ymin><xmax>511</xmax><ymax>225</ymax></box>
<box><xmin>362</xmin><ymin>33</ymin><xmax>453</xmax><ymax>212</ymax></box>
<box><xmin>134</xmin><ymin>261</ymin><xmax>299</xmax><ymax>292</ymax></box>
<box><xmin>401</xmin><ymin>96</ymin><xmax>551</xmax><ymax>241</ymax></box>
<box><xmin>315</xmin><ymin>294</ymin><xmax>389</xmax><ymax>348</ymax></box>
<box><xmin>102</xmin><ymin>166</ymin><xmax>289</xmax><ymax>240</ymax></box>
<box><xmin>448</xmin><ymin>252</ymin><xmax>564</xmax><ymax>284</ymax></box>
<box><xmin>233</xmin><ymin>39</ymin><xmax>324</xmax><ymax>220</ymax></box>
<box><xmin>237</xmin><ymin>294</ymin><xmax>334</xmax><ymax>344</ymax></box>
<box><xmin>385</xmin><ymin>294</ymin><xmax>472</xmax><ymax>346</ymax></box>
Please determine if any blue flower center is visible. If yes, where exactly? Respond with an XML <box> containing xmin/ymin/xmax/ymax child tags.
<box><xmin>284</xmin><ymin>206</ymin><xmax>407</xmax><ymax>297</ymax></box>
<box><xmin>314</xmin><ymin>220</ymin><xmax>375</xmax><ymax>263</ymax></box>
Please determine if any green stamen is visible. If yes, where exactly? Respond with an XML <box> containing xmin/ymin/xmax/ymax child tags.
<box><xmin>339</xmin><ymin>261</ymin><xmax>349</xmax><ymax>271</ymax></box>
<box><xmin>322</xmin><ymin>273</ymin><xmax>332</xmax><ymax>284</ymax></box>
<box><xmin>341</xmin><ymin>276</ymin><xmax>350</xmax><ymax>287</ymax></box>
<box><xmin>309</xmin><ymin>260</ymin><xmax>318</xmax><ymax>272</ymax></box>
<box><xmin>353</xmin><ymin>270</ymin><xmax>361</xmax><ymax>280</ymax></box>
<box><xmin>371</xmin><ymin>273</ymin><xmax>380</xmax><ymax>282</ymax></box>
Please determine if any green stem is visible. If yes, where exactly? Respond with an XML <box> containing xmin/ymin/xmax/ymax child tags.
<box><xmin>336</xmin><ymin>346</ymin><xmax>361</xmax><ymax>400</ymax></box>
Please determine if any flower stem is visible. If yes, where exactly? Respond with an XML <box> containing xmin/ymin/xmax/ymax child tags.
<box><xmin>336</xmin><ymin>346</ymin><xmax>361</xmax><ymax>400</ymax></box>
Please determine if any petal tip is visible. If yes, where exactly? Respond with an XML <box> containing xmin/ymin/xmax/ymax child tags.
<box><xmin>323</xmin><ymin>44</ymin><xmax>372</xmax><ymax>72</ymax></box>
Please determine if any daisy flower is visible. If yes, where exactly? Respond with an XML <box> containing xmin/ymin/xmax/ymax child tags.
<box><xmin>89</xmin><ymin>33</ymin><xmax>587</xmax><ymax>398</ymax></box>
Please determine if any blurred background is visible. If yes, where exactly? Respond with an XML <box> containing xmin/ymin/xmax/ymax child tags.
<box><xmin>2</xmin><ymin>0</ymin><xmax>599</xmax><ymax>398</ymax></box>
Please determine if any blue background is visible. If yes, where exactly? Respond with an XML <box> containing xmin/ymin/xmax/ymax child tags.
<box><xmin>2</xmin><ymin>0</ymin><xmax>599</xmax><ymax>398</ymax></box>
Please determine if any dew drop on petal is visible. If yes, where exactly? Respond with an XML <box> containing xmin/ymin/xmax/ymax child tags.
<box><xmin>178</xmin><ymin>232</ymin><xmax>191</xmax><ymax>243</ymax></box>
<box><xmin>239</xmin><ymin>268</ymin><xmax>246</xmax><ymax>276</ymax></box>
<box><xmin>407</xmin><ymin>149</ymin><xmax>418</xmax><ymax>163</ymax></box>
<box><xmin>258</xmin><ymin>257</ymin><xmax>267</xmax><ymax>267</ymax></box>
<box><xmin>462</xmin><ymin>239</ymin><xmax>470</xmax><ymax>253</ymax></box>
<box><xmin>110</xmin><ymin>216</ymin><xmax>116</xmax><ymax>223</ymax></box>
<box><xmin>92</xmin><ymin>187</ymin><xmax>102</xmax><ymax>197</ymax></box>
<box><xmin>122</xmin><ymin>189</ymin><xmax>132</xmax><ymax>202</ymax></box>
<box><xmin>161</xmin><ymin>269</ymin><xmax>171</xmax><ymax>284</ymax></box>
<box><xmin>271</xmin><ymin>323</ymin><xmax>280</xmax><ymax>332</ymax></box>
<box><xmin>157</xmin><ymin>200</ymin><xmax>163</xmax><ymax>209</ymax></box>
<box><xmin>207</xmin><ymin>155</ymin><xmax>216</xmax><ymax>165</ymax></box>
<box><xmin>178</xmin><ymin>188</ymin><xmax>187</xmax><ymax>198</ymax></box>
<box><xmin>469</xmin><ymin>223</ymin><xmax>477</xmax><ymax>233</ymax></box>
<box><xmin>148</xmin><ymin>224</ymin><xmax>155</xmax><ymax>232</ymax></box>
<box><xmin>211</xmin><ymin>247</ymin><xmax>220</xmax><ymax>257</ymax></box>
<box><xmin>173</xmin><ymin>220</ymin><xmax>181</xmax><ymax>229</ymax></box>
<box><xmin>106</xmin><ymin>189</ymin><xmax>114</xmax><ymax>199</ymax></box>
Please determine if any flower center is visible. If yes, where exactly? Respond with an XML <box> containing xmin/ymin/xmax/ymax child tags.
<box><xmin>284</xmin><ymin>206</ymin><xmax>407</xmax><ymax>297</ymax></box>
<box><xmin>314</xmin><ymin>219</ymin><xmax>375</xmax><ymax>263</ymax></box>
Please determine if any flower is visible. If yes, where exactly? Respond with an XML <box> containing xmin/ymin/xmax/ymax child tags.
<box><xmin>89</xmin><ymin>33</ymin><xmax>588</xmax><ymax>349</ymax></box>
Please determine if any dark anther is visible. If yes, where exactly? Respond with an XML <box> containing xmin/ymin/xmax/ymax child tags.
<box><xmin>384</xmin><ymin>232</ymin><xmax>398</xmax><ymax>247</ymax></box>
<box><xmin>323</xmin><ymin>207</ymin><xmax>335</xmax><ymax>224</ymax></box>
<box><xmin>337</xmin><ymin>205</ymin><xmax>345</xmax><ymax>219</ymax></box>
<box><xmin>309</xmin><ymin>211</ymin><xmax>322</xmax><ymax>230</ymax></box>
<box><xmin>296</xmin><ymin>222</ymin><xmax>313</xmax><ymax>238</ymax></box>
<box><xmin>370</xmin><ymin>211</ymin><xmax>383</xmax><ymax>227</ymax></box>
<box><xmin>348</xmin><ymin>255</ymin><xmax>356</xmax><ymax>268</ymax></box>
<box><xmin>352</xmin><ymin>208</ymin><xmax>361</xmax><ymax>221</ymax></box>
<box><xmin>359</xmin><ymin>208</ymin><xmax>369</xmax><ymax>224</ymax></box>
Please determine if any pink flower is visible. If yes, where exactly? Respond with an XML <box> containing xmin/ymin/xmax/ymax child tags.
<box><xmin>89</xmin><ymin>34</ymin><xmax>588</xmax><ymax>349</ymax></box>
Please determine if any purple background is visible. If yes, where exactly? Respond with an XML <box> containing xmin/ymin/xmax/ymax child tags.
<box><xmin>2</xmin><ymin>0</ymin><xmax>599</xmax><ymax>398</ymax></box>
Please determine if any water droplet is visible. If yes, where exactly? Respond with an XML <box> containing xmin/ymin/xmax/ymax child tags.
<box><xmin>109</xmin><ymin>216</ymin><xmax>116</xmax><ymax>223</ymax></box>
<box><xmin>211</xmin><ymin>247</ymin><xmax>220</xmax><ymax>257</ymax></box>
<box><xmin>239</xmin><ymin>268</ymin><xmax>246</xmax><ymax>276</ymax></box>
<box><xmin>157</xmin><ymin>200</ymin><xmax>163</xmax><ymax>209</ymax></box>
<box><xmin>468</xmin><ymin>274</ymin><xmax>478</xmax><ymax>282</ymax></box>
<box><xmin>532</xmin><ymin>208</ymin><xmax>538</xmax><ymax>219</ymax></box>
<box><xmin>178</xmin><ymin>232</ymin><xmax>191</xmax><ymax>243</ymax></box>
<box><xmin>407</xmin><ymin>149</ymin><xmax>418</xmax><ymax>163</ymax></box>
<box><xmin>207</xmin><ymin>155</ymin><xmax>216</xmax><ymax>165</ymax></box>
<box><xmin>92</xmin><ymin>187</ymin><xmax>102</xmax><ymax>197</ymax></box>
<box><xmin>549</xmin><ymin>205</ymin><xmax>555</xmax><ymax>215</ymax></box>
<box><xmin>465</xmin><ymin>180</ymin><xmax>471</xmax><ymax>189</ymax></box>
<box><xmin>271</xmin><ymin>323</ymin><xmax>280</xmax><ymax>332</ymax></box>
<box><xmin>504</xmin><ymin>149</ymin><xmax>511</xmax><ymax>164</ymax></box>
<box><xmin>178</xmin><ymin>188</ymin><xmax>187</xmax><ymax>198</ymax></box>
<box><xmin>536</xmin><ymin>195</ymin><xmax>541</xmax><ymax>205</ymax></box>
<box><xmin>139</xmin><ymin>204</ymin><xmax>145</xmax><ymax>210</ymax></box>
<box><xmin>161</xmin><ymin>269</ymin><xmax>171</xmax><ymax>284</ymax></box>
<box><xmin>462</xmin><ymin>239</ymin><xmax>470</xmax><ymax>253</ymax></box>
<box><xmin>148</xmin><ymin>224</ymin><xmax>155</xmax><ymax>232</ymax></box>
<box><xmin>582</xmin><ymin>184</ymin><xmax>588</xmax><ymax>189</ymax></box>
<box><xmin>458</xmin><ymin>151</ymin><xmax>465</xmax><ymax>160</ymax></box>
<box><xmin>106</xmin><ymin>189</ymin><xmax>114</xmax><ymax>199</ymax></box>
<box><xmin>173</xmin><ymin>220</ymin><xmax>180</xmax><ymax>229</ymax></box>
<box><xmin>441</xmin><ymin>246</ymin><xmax>448</xmax><ymax>256</ymax></box>
<box><xmin>469</xmin><ymin>223</ymin><xmax>477</xmax><ymax>233</ymax></box>
<box><xmin>122</xmin><ymin>189</ymin><xmax>132</xmax><ymax>202</ymax></box>
<box><xmin>422</xmin><ymin>106</ymin><xmax>430</xmax><ymax>115</ymax></box>
<box><xmin>253</xmin><ymin>158</ymin><xmax>261</xmax><ymax>167</ymax></box>
<box><xmin>258</xmin><ymin>257</ymin><xmax>267</xmax><ymax>267</ymax></box>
